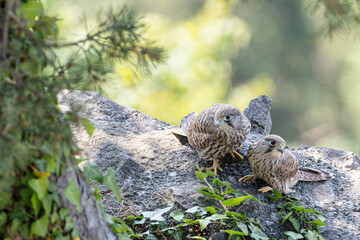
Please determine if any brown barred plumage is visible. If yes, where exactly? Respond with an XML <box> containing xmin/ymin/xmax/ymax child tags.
<box><xmin>181</xmin><ymin>104</ymin><xmax>251</xmax><ymax>174</ymax></box>
<box><xmin>241</xmin><ymin>134</ymin><xmax>333</xmax><ymax>194</ymax></box>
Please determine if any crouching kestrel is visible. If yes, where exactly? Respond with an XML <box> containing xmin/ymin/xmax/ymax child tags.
<box><xmin>239</xmin><ymin>134</ymin><xmax>333</xmax><ymax>194</ymax></box>
<box><xmin>181</xmin><ymin>104</ymin><xmax>251</xmax><ymax>175</ymax></box>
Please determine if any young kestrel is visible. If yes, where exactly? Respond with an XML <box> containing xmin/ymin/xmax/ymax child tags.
<box><xmin>181</xmin><ymin>104</ymin><xmax>251</xmax><ymax>175</ymax></box>
<box><xmin>239</xmin><ymin>134</ymin><xmax>333</xmax><ymax>194</ymax></box>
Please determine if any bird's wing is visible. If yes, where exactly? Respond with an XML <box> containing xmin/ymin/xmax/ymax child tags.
<box><xmin>180</xmin><ymin>111</ymin><xmax>197</xmax><ymax>137</ymax></box>
<box><xmin>274</xmin><ymin>150</ymin><xmax>299</xmax><ymax>179</ymax></box>
<box><xmin>187</xmin><ymin>108</ymin><xmax>217</xmax><ymax>152</ymax></box>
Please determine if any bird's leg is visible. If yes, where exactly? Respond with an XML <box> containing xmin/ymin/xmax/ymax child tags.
<box><xmin>258</xmin><ymin>186</ymin><xmax>273</xmax><ymax>193</ymax></box>
<box><xmin>206</xmin><ymin>159</ymin><xmax>223</xmax><ymax>175</ymax></box>
<box><xmin>230</xmin><ymin>150</ymin><xmax>244</xmax><ymax>160</ymax></box>
<box><xmin>238</xmin><ymin>175</ymin><xmax>256</xmax><ymax>183</ymax></box>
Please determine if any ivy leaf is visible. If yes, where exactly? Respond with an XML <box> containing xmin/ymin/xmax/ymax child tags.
<box><xmin>149</xmin><ymin>207</ymin><xmax>172</xmax><ymax>221</ymax></box>
<box><xmin>195</xmin><ymin>171</ymin><xmax>208</xmax><ymax>181</ymax></box>
<box><xmin>289</xmin><ymin>215</ymin><xmax>300</xmax><ymax>232</ymax></box>
<box><xmin>281</xmin><ymin>211</ymin><xmax>293</xmax><ymax>224</ymax></box>
<box><xmin>237</xmin><ymin>221</ymin><xmax>249</xmax><ymax>235</ymax></box>
<box><xmin>81</xmin><ymin>118</ymin><xmax>96</xmax><ymax>137</ymax></box>
<box><xmin>206</xmin><ymin>206</ymin><xmax>217</xmax><ymax>214</ymax></box>
<box><xmin>31</xmin><ymin>193</ymin><xmax>41</xmax><ymax>216</ymax></box>
<box><xmin>249</xmin><ymin>223</ymin><xmax>269</xmax><ymax>240</ymax></box>
<box><xmin>171</xmin><ymin>230</ymin><xmax>183</xmax><ymax>240</ymax></box>
<box><xmin>31</xmin><ymin>215</ymin><xmax>49</xmax><ymax>237</ymax></box>
<box><xmin>222</xmin><ymin>230</ymin><xmax>247</xmax><ymax>236</ymax></box>
<box><xmin>284</xmin><ymin>231</ymin><xmax>304</xmax><ymax>240</ymax></box>
<box><xmin>0</xmin><ymin>212</ymin><xmax>8</xmax><ymax>228</ymax></box>
<box><xmin>225</xmin><ymin>211</ymin><xmax>248</xmax><ymax>220</ymax></box>
<box><xmin>59</xmin><ymin>208</ymin><xmax>71</xmax><ymax>220</ymax></box>
<box><xmin>206</xmin><ymin>170</ymin><xmax>216</xmax><ymax>177</ymax></box>
<box><xmin>198</xmin><ymin>219</ymin><xmax>211</xmax><ymax>230</ymax></box>
<box><xmin>0</xmin><ymin>192</ymin><xmax>12</xmax><ymax>209</ymax></box>
<box><xmin>206</xmin><ymin>213</ymin><xmax>228</xmax><ymax>221</ymax></box>
<box><xmin>189</xmin><ymin>237</ymin><xmax>207</xmax><ymax>240</ymax></box>
<box><xmin>42</xmin><ymin>195</ymin><xmax>53</xmax><ymax>216</ymax></box>
<box><xmin>145</xmin><ymin>233</ymin><xmax>158</xmax><ymax>240</ymax></box>
<box><xmin>186</xmin><ymin>206</ymin><xmax>199</xmax><ymax>213</ymax></box>
<box><xmin>28</xmin><ymin>176</ymin><xmax>48</xmax><ymax>200</ymax></box>
<box><xmin>63</xmin><ymin>179</ymin><xmax>81</xmax><ymax>212</ymax></box>
<box><xmin>104</xmin><ymin>168</ymin><xmax>122</xmax><ymax>203</ymax></box>
<box><xmin>170</xmin><ymin>211</ymin><xmax>185</xmax><ymax>222</ymax></box>
<box><xmin>223</xmin><ymin>196</ymin><xmax>252</xmax><ymax>207</ymax></box>
<box><xmin>83</xmin><ymin>162</ymin><xmax>103</xmax><ymax>183</ymax></box>
<box><xmin>314</xmin><ymin>219</ymin><xmax>326</xmax><ymax>226</ymax></box>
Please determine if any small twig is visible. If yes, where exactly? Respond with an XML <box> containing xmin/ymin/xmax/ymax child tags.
<box><xmin>1</xmin><ymin>0</ymin><xmax>15</xmax><ymax>60</ymax></box>
<box><xmin>203</xmin><ymin>178</ymin><xmax>228</xmax><ymax>212</ymax></box>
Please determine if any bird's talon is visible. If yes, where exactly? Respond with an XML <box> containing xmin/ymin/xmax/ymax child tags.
<box><xmin>238</xmin><ymin>175</ymin><xmax>256</xmax><ymax>183</ymax></box>
<box><xmin>206</xmin><ymin>159</ymin><xmax>223</xmax><ymax>175</ymax></box>
<box><xmin>230</xmin><ymin>151</ymin><xmax>244</xmax><ymax>160</ymax></box>
<box><xmin>258</xmin><ymin>186</ymin><xmax>273</xmax><ymax>193</ymax></box>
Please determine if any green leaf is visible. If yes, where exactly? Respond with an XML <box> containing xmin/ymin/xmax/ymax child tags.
<box><xmin>42</xmin><ymin>195</ymin><xmax>53</xmax><ymax>216</ymax></box>
<box><xmin>269</xmin><ymin>190</ymin><xmax>283</xmax><ymax>201</ymax></box>
<box><xmin>249</xmin><ymin>223</ymin><xmax>269</xmax><ymax>240</ymax></box>
<box><xmin>20</xmin><ymin>0</ymin><xmax>44</xmax><ymax>20</ymax></box>
<box><xmin>143</xmin><ymin>207</ymin><xmax>172</xmax><ymax>221</ymax></box>
<box><xmin>171</xmin><ymin>230</ymin><xmax>183</xmax><ymax>240</ymax></box>
<box><xmin>104</xmin><ymin>168</ymin><xmax>122</xmax><ymax>203</ymax></box>
<box><xmin>206</xmin><ymin>206</ymin><xmax>217</xmax><ymax>214</ymax></box>
<box><xmin>314</xmin><ymin>219</ymin><xmax>326</xmax><ymax>226</ymax></box>
<box><xmin>195</xmin><ymin>189</ymin><xmax>213</xmax><ymax>198</ymax></box>
<box><xmin>281</xmin><ymin>211</ymin><xmax>293</xmax><ymax>225</ymax></box>
<box><xmin>83</xmin><ymin>162</ymin><xmax>103</xmax><ymax>183</ymax></box>
<box><xmin>222</xmin><ymin>230</ymin><xmax>247</xmax><ymax>236</ymax></box>
<box><xmin>59</xmin><ymin>208</ymin><xmax>71</xmax><ymax>220</ymax></box>
<box><xmin>31</xmin><ymin>193</ymin><xmax>41</xmax><ymax>216</ymax></box>
<box><xmin>189</xmin><ymin>237</ymin><xmax>207</xmax><ymax>240</ymax></box>
<box><xmin>195</xmin><ymin>171</ymin><xmax>208</xmax><ymax>181</ymax></box>
<box><xmin>292</xmin><ymin>206</ymin><xmax>306</xmax><ymax>212</ymax></box>
<box><xmin>206</xmin><ymin>169</ymin><xmax>216</xmax><ymax>176</ymax></box>
<box><xmin>63</xmin><ymin>179</ymin><xmax>81</xmax><ymax>212</ymax></box>
<box><xmin>225</xmin><ymin>212</ymin><xmax>248</xmax><ymax>220</ymax></box>
<box><xmin>186</xmin><ymin>206</ymin><xmax>199</xmax><ymax>213</ymax></box>
<box><xmin>10</xmin><ymin>219</ymin><xmax>21</xmax><ymax>232</ymax></box>
<box><xmin>0</xmin><ymin>212</ymin><xmax>7</xmax><ymax>228</ymax></box>
<box><xmin>237</xmin><ymin>221</ymin><xmax>248</xmax><ymax>235</ymax></box>
<box><xmin>304</xmin><ymin>230</ymin><xmax>317</xmax><ymax>240</ymax></box>
<box><xmin>145</xmin><ymin>233</ymin><xmax>158</xmax><ymax>240</ymax></box>
<box><xmin>206</xmin><ymin>213</ymin><xmax>228</xmax><ymax>221</ymax></box>
<box><xmin>289</xmin><ymin>216</ymin><xmax>301</xmax><ymax>232</ymax></box>
<box><xmin>198</xmin><ymin>218</ymin><xmax>211</xmax><ymax>230</ymax></box>
<box><xmin>31</xmin><ymin>215</ymin><xmax>49</xmax><ymax>237</ymax></box>
<box><xmin>284</xmin><ymin>231</ymin><xmax>304</xmax><ymax>239</ymax></box>
<box><xmin>212</xmin><ymin>178</ymin><xmax>224</xmax><ymax>186</ymax></box>
<box><xmin>170</xmin><ymin>211</ymin><xmax>185</xmax><ymax>222</ymax></box>
<box><xmin>0</xmin><ymin>192</ymin><xmax>12</xmax><ymax>209</ymax></box>
<box><xmin>46</xmin><ymin>155</ymin><xmax>56</xmax><ymax>173</ymax></box>
<box><xmin>81</xmin><ymin>118</ymin><xmax>96</xmax><ymax>137</ymax></box>
<box><xmin>28</xmin><ymin>176</ymin><xmax>48</xmax><ymax>200</ymax></box>
<box><xmin>223</xmin><ymin>196</ymin><xmax>252</xmax><ymax>207</ymax></box>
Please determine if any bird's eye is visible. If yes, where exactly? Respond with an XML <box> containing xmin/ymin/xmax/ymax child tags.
<box><xmin>270</xmin><ymin>140</ymin><xmax>277</xmax><ymax>146</ymax></box>
<box><xmin>224</xmin><ymin>115</ymin><xmax>231</xmax><ymax>121</ymax></box>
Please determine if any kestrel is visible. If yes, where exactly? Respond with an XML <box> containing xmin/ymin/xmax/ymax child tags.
<box><xmin>181</xmin><ymin>104</ymin><xmax>251</xmax><ymax>175</ymax></box>
<box><xmin>239</xmin><ymin>134</ymin><xmax>333</xmax><ymax>194</ymax></box>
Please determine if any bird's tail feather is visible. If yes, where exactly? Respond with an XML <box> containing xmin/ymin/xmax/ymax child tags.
<box><xmin>180</xmin><ymin>111</ymin><xmax>197</xmax><ymax>137</ymax></box>
<box><xmin>298</xmin><ymin>167</ymin><xmax>334</xmax><ymax>182</ymax></box>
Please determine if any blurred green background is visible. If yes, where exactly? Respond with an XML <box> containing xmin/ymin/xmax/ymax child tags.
<box><xmin>43</xmin><ymin>0</ymin><xmax>360</xmax><ymax>154</ymax></box>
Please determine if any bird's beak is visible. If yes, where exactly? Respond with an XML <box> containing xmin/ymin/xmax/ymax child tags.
<box><xmin>216</xmin><ymin>121</ymin><xmax>229</xmax><ymax>131</ymax></box>
<box><xmin>277</xmin><ymin>147</ymin><xmax>284</xmax><ymax>153</ymax></box>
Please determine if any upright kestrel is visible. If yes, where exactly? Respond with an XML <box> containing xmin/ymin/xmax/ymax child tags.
<box><xmin>181</xmin><ymin>104</ymin><xmax>251</xmax><ymax>175</ymax></box>
<box><xmin>239</xmin><ymin>134</ymin><xmax>333</xmax><ymax>194</ymax></box>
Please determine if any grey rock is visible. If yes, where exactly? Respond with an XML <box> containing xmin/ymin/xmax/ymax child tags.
<box><xmin>58</xmin><ymin>90</ymin><xmax>360</xmax><ymax>239</ymax></box>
